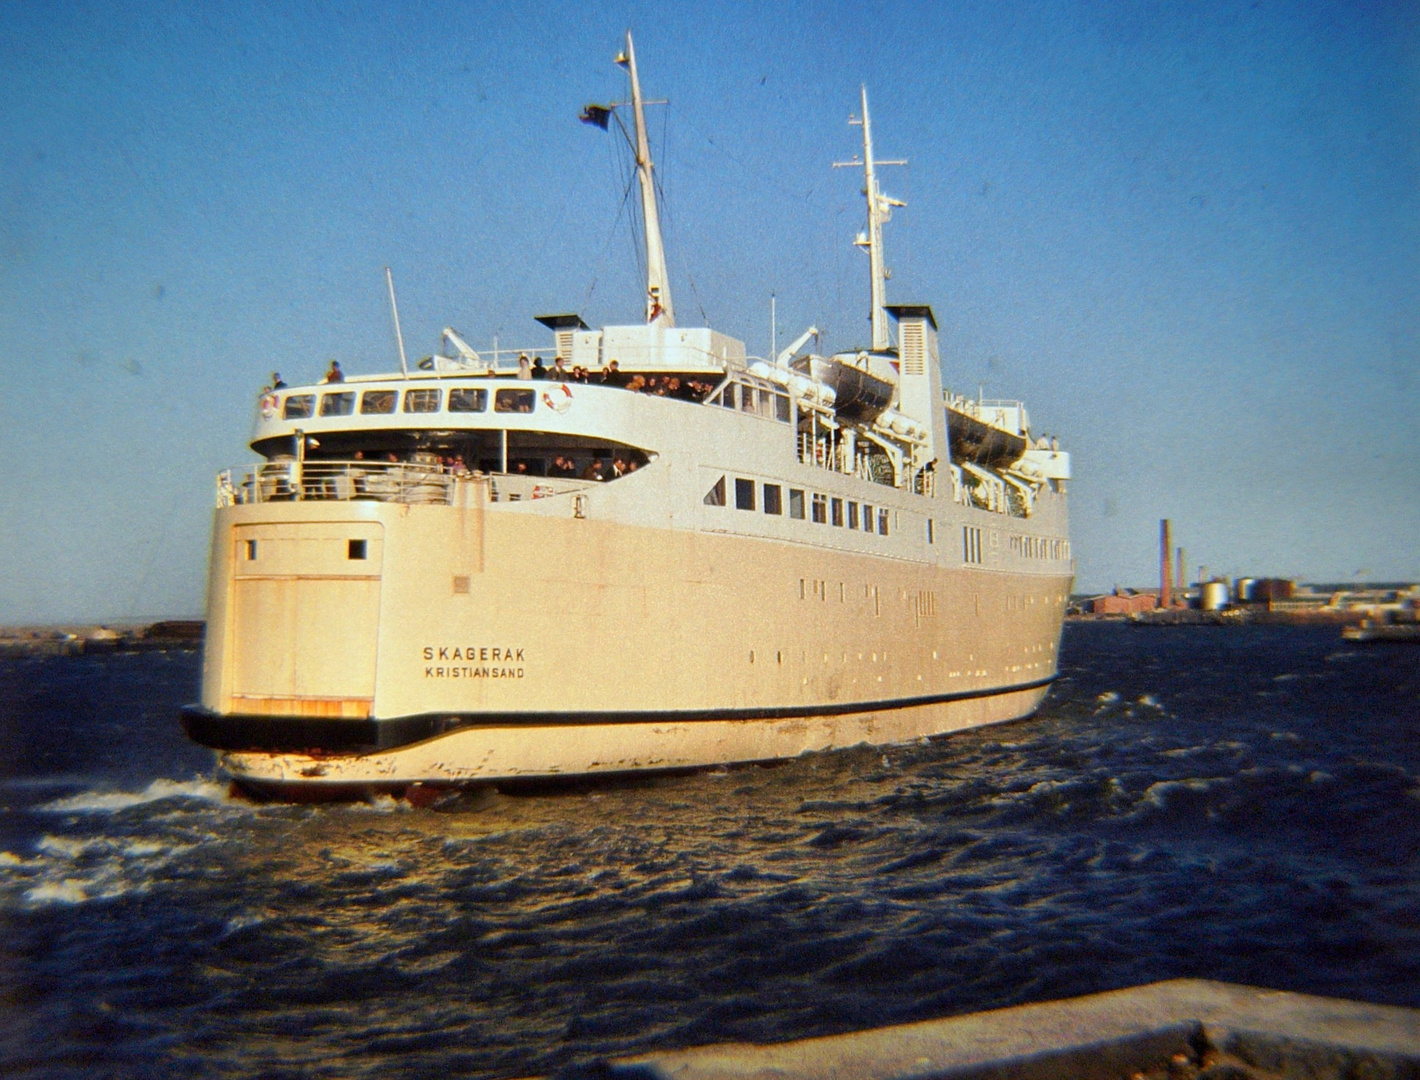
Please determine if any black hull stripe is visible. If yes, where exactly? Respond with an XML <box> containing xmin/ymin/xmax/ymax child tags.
<box><xmin>180</xmin><ymin>674</ymin><xmax>1057</xmax><ymax>754</ymax></box>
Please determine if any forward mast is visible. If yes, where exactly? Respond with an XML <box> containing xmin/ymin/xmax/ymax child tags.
<box><xmin>835</xmin><ymin>87</ymin><xmax>906</xmax><ymax>351</ymax></box>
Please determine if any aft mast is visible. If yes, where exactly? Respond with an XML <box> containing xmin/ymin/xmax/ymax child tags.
<box><xmin>617</xmin><ymin>32</ymin><xmax>675</xmax><ymax>328</ymax></box>
<box><xmin>836</xmin><ymin>86</ymin><xmax>905</xmax><ymax>351</ymax></box>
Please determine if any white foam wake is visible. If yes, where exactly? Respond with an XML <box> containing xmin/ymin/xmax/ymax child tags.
<box><xmin>37</xmin><ymin>777</ymin><xmax>234</xmax><ymax>814</ymax></box>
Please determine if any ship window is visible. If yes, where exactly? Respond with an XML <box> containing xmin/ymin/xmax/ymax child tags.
<box><xmin>741</xmin><ymin>386</ymin><xmax>757</xmax><ymax>413</ymax></box>
<box><xmin>789</xmin><ymin>489</ymin><xmax>805</xmax><ymax>519</ymax></box>
<box><xmin>494</xmin><ymin>389</ymin><xmax>535</xmax><ymax>413</ymax></box>
<box><xmin>830</xmin><ymin>498</ymin><xmax>844</xmax><ymax>527</ymax></box>
<box><xmin>704</xmin><ymin>476</ymin><xmax>726</xmax><ymax>506</ymax></box>
<box><xmin>719</xmin><ymin>385</ymin><xmax>736</xmax><ymax>409</ymax></box>
<box><xmin>878</xmin><ymin>509</ymin><xmax>890</xmax><ymax>536</ymax></box>
<box><xmin>775</xmin><ymin>393</ymin><xmax>790</xmax><ymax>422</ymax></box>
<box><xmin>404</xmin><ymin>388</ymin><xmax>441</xmax><ymax>413</ymax></box>
<box><xmin>735</xmin><ymin>478</ymin><xmax>755</xmax><ymax>511</ymax></box>
<box><xmin>320</xmin><ymin>392</ymin><xmax>354</xmax><ymax>416</ymax></box>
<box><xmin>348</xmin><ymin>539</ymin><xmax>367</xmax><ymax>560</ymax></box>
<box><xmin>927</xmin><ymin>519</ymin><xmax>934</xmax><ymax>544</ymax></box>
<box><xmin>963</xmin><ymin>525</ymin><xmax>983</xmax><ymax>563</ymax></box>
<box><xmin>848</xmin><ymin>502</ymin><xmax>859</xmax><ymax>529</ymax></box>
<box><xmin>812</xmin><ymin>493</ymin><xmax>827</xmax><ymax>524</ymax></box>
<box><xmin>448</xmin><ymin>388</ymin><xmax>487</xmax><ymax>412</ymax></box>
<box><xmin>282</xmin><ymin>394</ymin><xmax>314</xmax><ymax>420</ymax></box>
<box><xmin>763</xmin><ymin>484</ymin><xmax>782</xmax><ymax>515</ymax></box>
<box><xmin>361</xmin><ymin>390</ymin><xmax>397</xmax><ymax>415</ymax></box>
<box><xmin>244</xmin><ymin>539</ymin><xmax>257</xmax><ymax>560</ymax></box>
<box><xmin>862</xmin><ymin>504</ymin><xmax>873</xmax><ymax>532</ymax></box>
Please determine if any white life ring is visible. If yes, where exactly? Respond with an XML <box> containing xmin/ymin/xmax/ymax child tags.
<box><xmin>542</xmin><ymin>383</ymin><xmax>573</xmax><ymax>415</ymax></box>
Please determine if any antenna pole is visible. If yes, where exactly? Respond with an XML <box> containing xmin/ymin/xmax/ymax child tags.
<box><xmin>386</xmin><ymin>266</ymin><xmax>409</xmax><ymax>379</ymax></box>
<box><xmin>771</xmin><ymin>293</ymin><xmax>777</xmax><ymax>366</ymax></box>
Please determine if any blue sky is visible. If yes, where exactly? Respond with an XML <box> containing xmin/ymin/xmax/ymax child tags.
<box><xmin>1</xmin><ymin>0</ymin><xmax>1415</xmax><ymax>622</ymax></box>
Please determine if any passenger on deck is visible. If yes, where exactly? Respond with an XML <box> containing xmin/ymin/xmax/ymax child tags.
<box><xmin>573</xmin><ymin>366</ymin><xmax>591</xmax><ymax>383</ymax></box>
<box><xmin>271</xmin><ymin>372</ymin><xmax>287</xmax><ymax>389</ymax></box>
<box><xmin>601</xmin><ymin>360</ymin><xmax>626</xmax><ymax>387</ymax></box>
<box><xmin>531</xmin><ymin>357</ymin><xmax>547</xmax><ymax>380</ymax></box>
<box><xmin>626</xmin><ymin>374</ymin><xmax>646</xmax><ymax>392</ymax></box>
<box><xmin>551</xmin><ymin>357</ymin><xmax>570</xmax><ymax>381</ymax></box>
<box><xmin>612</xmin><ymin>455</ymin><xmax>628</xmax><ymax>478</ymax></box>
<box><xmin>517</xmin><ymin>354</ymin><xmax>532</xmax><ymax>380</ymax></box>
<box><xmin>350</xmin><ymin>450</ymin><xmax>368</xmax><ymax>496</ymax></box>
<box><xmin>324</xmin><ymin>361</ymin><xmax>344</xmax><ymax>383</ymax></box>
<box><xmin>582</xmin><ymin>458</ymin><xmax>607</xmax><ymax>482</ymax></box>
<box><xmin>549</xmin><ymin>454</ymin><xmax>577</xmax><ymax>477</ymax></box>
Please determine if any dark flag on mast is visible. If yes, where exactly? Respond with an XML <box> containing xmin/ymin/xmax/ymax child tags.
<box><xmin>579</xmin><ymin>104</ymin><xmax>611</xmax><ymax>129</ymax></box>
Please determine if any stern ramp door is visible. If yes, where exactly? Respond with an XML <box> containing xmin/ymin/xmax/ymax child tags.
<box><xmin>229</xmin><ymin>523</ymin><xmax>383</xmax><ymax>718</ymax></box>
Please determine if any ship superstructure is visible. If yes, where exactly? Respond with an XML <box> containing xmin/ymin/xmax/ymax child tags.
<box><xmin>182</xmin><ymin>35</ymin><xmax>1073</xmax><ymax>797</ymax></box>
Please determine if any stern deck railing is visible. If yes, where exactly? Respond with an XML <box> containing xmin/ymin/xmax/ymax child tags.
<box><xmin>216</xmin><ymin>460</ymin><xmax>594</xmax><ymax>507</ymax></box>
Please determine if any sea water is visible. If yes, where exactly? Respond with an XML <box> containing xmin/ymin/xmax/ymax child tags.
<box><xmin>0</xmin><ymin>623</ymin><xmax>1416</xmax><ymax>1078</ymax></box>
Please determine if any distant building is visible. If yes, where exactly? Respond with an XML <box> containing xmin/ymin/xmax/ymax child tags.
<box><xmin>1090</xmin><ymin>590</ymin><xmax>1159</xmax><ymax>615</ymax></box>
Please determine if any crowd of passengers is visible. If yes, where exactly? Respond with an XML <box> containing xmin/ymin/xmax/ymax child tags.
<box><xmin>302</xmin><ymin>449</ymin><xmax>642</xmax><ymax>483</ymax></box>
<box><xmin>264</xmin><ymin>357</ymin><xmax>717</xmax><ymax>402</ymax></box>
<box><xmin>515</xmin><ymin>354</ymin><xmax>716</xmax><ymax>400</ymax></box>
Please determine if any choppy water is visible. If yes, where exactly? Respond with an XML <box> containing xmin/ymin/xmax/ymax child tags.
<box><xmin>0</xmin><ymin>624</ymin><xmax>1417</xmax><ymax>1079</ymax></box>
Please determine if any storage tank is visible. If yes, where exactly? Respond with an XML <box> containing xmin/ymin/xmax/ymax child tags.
<box><xmin>1200</xmin><ymin>579</ymin><xmax>1231</xmax><ymax>611</ymax></box>
<box><xmin>1234</xmin><ymin>577</ymin><xmax>1256</xmax><ymax>603</ymax></box>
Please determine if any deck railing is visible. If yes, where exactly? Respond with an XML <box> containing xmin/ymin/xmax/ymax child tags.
<box><xmin>216</xmin><ymin>460</ymin><xmax>594</xmax><ymax>508</ymax></box>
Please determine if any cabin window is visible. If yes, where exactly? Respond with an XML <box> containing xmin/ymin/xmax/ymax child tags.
<box><xmin>320</xmin><ymin>392</ymin><xmax>354</xmax><ymax>417</ymax></box>
<box><xmin>775</xmin><ymin>393</ymin><xmax>790</xmax><ymax>422</ymax></box>
<box><xmin>448</xmin><ymin>388</ymin><xmax>487</xmax><ymax>412</ymax></box>
<box><xmin>348</xmin><ymin>539</ymin><xmax>367</xmax><ymax>560</ymax></box>
<box><xmin>862</xmin><ymin>504</ymin><xmax>873</xmax><ymax>532</ymax></box>
<box><xmin>789</xmin><ymin>489</ymin><xmax>805</xmax><ymax>520</ymax></box>
<box><xmin>361</xmin><ymin>390</ymin><xmax>397</xmax><ymax>414</ymax></box>
<box><xmin>404</xmin><ymin>389</ymin><xmax>441</xmax><ymax>413</ymax></box>
<box><xmin>811</xmin><ymin>493</ymin><xmax>827</xmax><ymax>524</ymax></box>
<box><xmin>282</xmin><ymin>394</ymin><xmax>314</xmax><ymax>420</ymax></box>
<box><xmin>848</xmin><ymin>502</ymin><xmax>860</xmax><ymax>529</ymax></box>
<box><xmin>927</xmin><ymin>519</ymin><xmax>935</xmax><ymax>544</ymax></box>
<box><xmin>718</xmin><ymin>385</ymin><xmax>736</xmax><ymax>409</ymax></box>
<box><xmin>494</xmin><ymin>389</ymin><xmax>535</xmax><ymax>413</ymax></box>
<box><xmin>704</xmin><ymin>476</ymin><xmax>726</xmax><ymax>506</ymax></box>
<box><xmin>735</xmin><ymin>478</ymin><xmax>755</xmax><ymax>511</ymax></box>
<box><xmin>740</xmin><ymin>386</ymin><xmax>757</xmax><ymax>413</ymax></box>
<box><xmin>243</xmin><ymin>539</ymin><xmax>257</xmax><ymax>560</ymax></box>
<box><xmin>763</xmin><ymin>484</ymin><xmax>783</xmax><ymax>515</ymax></box>
<box><xmin>878</xmin><ymin>509</ymin><xmax>890</xmax><ymax>536</ymax></box>
<box><xmin>830</xmin><ymin>498</ymin><xmax>844</xmax><ymax>527</ymax></box>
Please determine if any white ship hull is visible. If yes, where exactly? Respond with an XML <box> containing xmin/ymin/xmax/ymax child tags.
<box><xmin>187</xmin><ymin>453</ymin><xmax>1071</xmax><ymax>797</ymax></box>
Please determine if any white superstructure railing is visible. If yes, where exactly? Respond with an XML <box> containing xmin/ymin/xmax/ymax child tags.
<box><xmin>216</xmin><ymin>460</ymin><xmax>594</xmax><ymax>508</ymax></box>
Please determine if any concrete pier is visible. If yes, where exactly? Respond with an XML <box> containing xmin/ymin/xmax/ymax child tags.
<box><xmin>541</xmin><ymin>979</ymin><xmax>1420</xmax><ymax>1080</ymax></box>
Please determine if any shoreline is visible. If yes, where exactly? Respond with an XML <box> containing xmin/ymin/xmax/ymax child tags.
<box><xmin>0</xmin><ymin>620</ymin><xmax>204</xmax><ymax>657</ymax></box>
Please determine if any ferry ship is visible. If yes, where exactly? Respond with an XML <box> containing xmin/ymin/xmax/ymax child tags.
<box><xmin>181</xmin><ymin>35</ymin><xmax>1074</xmax><ymax>799</ymax></box>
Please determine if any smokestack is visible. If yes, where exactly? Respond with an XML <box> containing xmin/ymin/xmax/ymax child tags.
<box><xmin>1160</xmin><ymin>519</ymin><xmax>1173</xmax><ymax>609</ymax></box>
<box><xmin>1177</xmin><ymin>547</ymin><xmax>1186</xmax><ymax>592</ymax></box>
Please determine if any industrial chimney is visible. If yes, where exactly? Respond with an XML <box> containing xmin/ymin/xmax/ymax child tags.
<box><xmin>1160</xmin><ymin>519</ymin><xmax>1173</xmax><ymax>609</ymax></box>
